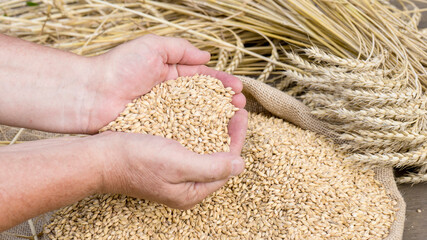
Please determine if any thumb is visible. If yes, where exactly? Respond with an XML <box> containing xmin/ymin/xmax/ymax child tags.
<box><xmin>178</xmin><ymin>152</ymin><xmax>245</xmax><ymax>183</ymax></box>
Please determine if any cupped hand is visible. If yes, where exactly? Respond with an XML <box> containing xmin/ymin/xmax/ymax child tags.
<box><xmin>97</xmin><ymin>109</ymin><xmax>248</xmax><ymax>209</ymax></box>
<box><xmin>85</xmin><ymin>34</ymin><xmax>248</xmax><ymax>209</ymax></box>
<box><xmin>86</xmin><ymin>34</ymin><xmax>246</xmax><ymax>134</ymax></box>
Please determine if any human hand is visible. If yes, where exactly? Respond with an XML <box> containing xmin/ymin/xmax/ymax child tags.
<box><xmin>96</xmin><ymin>109</ymin><xmax>247</xmax><ymax>209</ymax></box>
<box><xmin>86</xmin><ymin>34</ymin><xmax>246</xmax><ymax>133</ymax></box>
<box><xmin>0</xmin><ymin>106</ymin><xmax>246</xmax><ymax>230</ymax></box>
<box><xmin>84</xmin><ymin>35</ymin><xmax>248</xmax><ymax>209</ymax></box>
<box><xmin>1</xmin><ymin>34</ymin><xmax>245</xmax><ymax>135</ymax></box>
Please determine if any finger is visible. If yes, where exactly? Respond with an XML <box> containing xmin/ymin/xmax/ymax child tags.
<box><xmin>122</xmin><ymin>134</ymin><xmax>240</xmax><ymax>183</ymax></box>
<box><xmin>167</xmin><ymin>178</ymin><xmax>230</xmax><ymax>210</ymax></box>
<box><xmin>231</xmin><ymin>93</ymin><xmax>246</xmax><ymax>109</ymax></box>
<box><xmin>192</xmin><ymin>178</ymin><xmax>230</xmax><ymax>203</ymax></box>
<box><xmin>174</xmin><ymin>65</ymin><xmax>243</xmax><ymax>93</ymax></box>
<box><xmin>144</xmin><ymin>34</ymin><xmax>210</xmax><ymax>65</ymax></box>
<box><xmin>228</xmin><ymin>109</ymin><xmax>248</xmax><ymax>155</ymax></box>
<box><xmin>177</xmin><ymin>152</ymin><xmax>244</xmax><ymax>183</ymax></box>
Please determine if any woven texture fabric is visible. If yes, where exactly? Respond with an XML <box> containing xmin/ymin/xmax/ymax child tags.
<box><xmin>241</xmin><ymin>76</ymin><xmax>338</xmax><ymax>140</ymax></box>
<box><xmin>0</xmin><ymin>125</ymin><xmax>64</xmax><ymax>142</ymax></box>
<box><xmin>0</xmin><ymin>76</ymin><xmax>405</xmax><ymax>240</ymax></box>
<box><xmin>0</xmin><ymin>213</ymin><xmax>51</xmax><ymax>240</ymax></box>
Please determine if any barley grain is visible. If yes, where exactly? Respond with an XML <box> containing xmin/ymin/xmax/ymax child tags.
<box><xmin>45</xmin><ymin>109</ymin><xmax>396</xmax><ymax>239</ymax></box>
<box><xmin>99</xmin><ymin>74</ymin><xmax>237</xmax><ymax>154</ymax></box>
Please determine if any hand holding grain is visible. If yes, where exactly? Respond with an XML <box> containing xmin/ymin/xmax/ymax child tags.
<box><xmin>86</xmin><ymin>34</ymin><xmax>246</xmax><ymax>133</ymax></box>
<box><xmin>0</xmin><ymin>33</ymin><xmax>245</xmax><ymax>134</ymax></box>
<box><xmin>0</xmin><ymin>88</ymin><xmax>247</xmax><ymax>230</ymax></box>
<box><xmin>86</xmin><ymin>34</ymin><xmax>248</xmax><ymax>208</ymax></box>
<box><xmin>0</xmin><ymin>33</ymin><xmax>248</xmax><ymax>230</ymax></box>
<box><xmin>95</xmin><ymin>73</ymin><xmax>248</xmax><ymax>209</ymax></box>
<box><xmin>96</xmin><ymin>131</ymin><xmax>246</xmax><ymax>210</ymax></box>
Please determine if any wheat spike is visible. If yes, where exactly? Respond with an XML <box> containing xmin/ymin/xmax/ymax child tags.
<box><xmin>300</xmin><ymin>92</ymin><xmax>345</xmax><ymax>108</ymax></box>
<box><xmin>321</xmin><ymin>71</ymin><xmax>401</xmax><ymax>90</ymax></box>
<box><xmin>286</xmin><ymin>70</ymin><xmax>399</xmax><ymax>92</ymax></box>
<box><xmin>398</xmin><ymin>163</ymin><xmax>427</xmax><ymax>184</ymax></box>
<box><xmin>339</xmin><ymin>88</ymin><xmax>418</xmax><ymax>107</ymax></box>
<box><xmin>348</xmin><ymin>143</ymin><xmax>427</xmax><ymax>167</ymax></box>
<box><xmin>344</xmin><ymin>105</ymin><xmax>426</xmax><ymax>122</ymax></box>
<box><xmin>286</xmin><ymin>71</ymin><xmax>337</xmax><ymax>92</ymax></box>
<box><xmin>312</xmin><ymin>108</ymin><xmax>414</xmax><ymax>131</ymax></box>
<box><xmin>397</xmin><ymin>172</ymin><xmax>427</xmax><ymax>184</ymax></box>
<box><xmin>225</xmin><ymin>35</ymin><xmax>244</xmax><ymax>74</ymax></box>
<box><xmin>305</xmin><ymin>46</ymin><xmax>383</xmax><ymax>71</ymax></box>
<box><xmin>258</xmin><ymin>44</ymin><xmax>278</xmax><ymax>83</ymax></box>
<box><xmin>284</xmin><ymin>85</ymin><xmax>305</xmax><ymax>97</ymax></box>
<box><xmin>285</xmin><ymin>52</ymin><xmax>348</xmax><ymax>74</ymax></box>
<box><xmin>215</xmin><ymin>48</ymin><xmax>229</xmax><ymax>71</ymax></box>
<box><xmin>340</xmin><ymin>130</ymin><xmax>426</xmax><ymax>152</ymax></box>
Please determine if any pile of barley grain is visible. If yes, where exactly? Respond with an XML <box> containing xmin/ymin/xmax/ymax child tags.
<box><xmin>100</xmin><ymin>74</ymin><xmax>237</xmax><ymax>154</ymax></box>
<box><xmin>44</xmin><ymin>75</ymin><xmax>396</xmax><ymax>239</ymax></box>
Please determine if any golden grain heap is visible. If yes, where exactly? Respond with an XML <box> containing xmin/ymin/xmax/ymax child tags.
<box><xmin>44</xmin><ymin>76</ymin><xmax>397</xmax><ymax>239</ymax></box>
<box><xmin>100</xmin><ymin>74</ymin><xmax>237</xmax><ymax>154</ymax></box>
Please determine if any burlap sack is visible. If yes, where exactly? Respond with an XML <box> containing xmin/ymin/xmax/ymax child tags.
<box><xmin>0</xmin><ymin>76</ymin><xmax>405</xmax><ymax>240</ymax></box>
<box><xmin>240</xmin><ymin>76</ymin><xmax>405</xmax><ymax>240</ymax></box>
<box><xmin>0</xmin><ymin>126</ymin><xmax>64</xmax><ymax>142</ymax></box>
<box><xmin>0</xmin><ymin>214</ymin><xmax>51</xmax><ymax>240</ymax></box>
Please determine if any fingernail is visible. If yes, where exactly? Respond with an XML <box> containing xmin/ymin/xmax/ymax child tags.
<box><xmin>231</xmin><ymin>158</ymin><xmax>244</xmax><ymax>176</ymax></box>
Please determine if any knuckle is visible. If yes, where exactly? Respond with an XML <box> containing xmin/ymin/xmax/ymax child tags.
<box><xmin>208</xmin><ymin>159</ymin><xmax>228</xmax><ymax>180</ymax></box>
<box><xmin>173</xmin><ymin>167</ymin><xmax>185</xmax><ymax>182</ymax></box>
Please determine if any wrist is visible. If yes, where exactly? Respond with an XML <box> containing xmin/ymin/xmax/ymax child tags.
<box><xmin>0</xmin><ymin>34</ymin><xmax>102</xmax><ymax>134</ymax></box>
<box><xmin>71</xmin><ymin>55</ymin><xmax>104</xmax><ymax>134</ymax></box>
<box><xmin>89</xmin><ymin>132</ymin><xmax>125</xmax><ymax>194</ymax></box>
<box><xmin>79</xmin><ymin>54</ymin><xmax>118</xmax><ymax>134</ymax></box>
<box><xmin>74</xmin><ymin>134</ymin><xmax>111</xmax><ymax>195</ymax></box>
